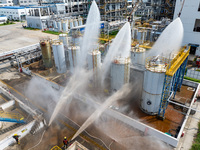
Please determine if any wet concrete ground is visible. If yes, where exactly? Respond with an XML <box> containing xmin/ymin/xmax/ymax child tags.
<box><xmin>1</xmin><ymin>67</ymin><xmax>194</xmax><ymax>149</ymax></box>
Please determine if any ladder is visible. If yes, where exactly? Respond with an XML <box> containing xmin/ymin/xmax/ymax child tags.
<box><xmin>157</xmin><ymin>75</ymin><xmax>172</xmax><ymax>119</ymax></box>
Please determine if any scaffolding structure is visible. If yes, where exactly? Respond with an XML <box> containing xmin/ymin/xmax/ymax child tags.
<box><xmin>158</xmin><ymin>47</ymin><xmax>190</xmax><ymax>119</ymax></box>
<box><xmin>83</xmin><ymin>0</ymin><xmax>127</xmax><ymax>21</ymax></box>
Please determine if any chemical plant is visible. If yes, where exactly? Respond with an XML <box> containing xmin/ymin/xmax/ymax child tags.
<box><xmin>0</xmin><ymin>1</ymin><xmax>199</xmax><ymax>150</ymax></box>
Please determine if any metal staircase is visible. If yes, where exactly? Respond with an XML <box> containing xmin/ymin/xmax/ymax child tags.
<box><xmin>30</xmin><ymin>121</ymin><xmax>41</xmax><ymax>135</ymax></box>
<box><xmin>157</xmin><ymin>47</ymin><xmax>190</xmax><ymax>119</ymax></box>
<box><xmin>157</xmin><ymin>75</ymin><xmax>172</xmax><ymax>119</ymax></box>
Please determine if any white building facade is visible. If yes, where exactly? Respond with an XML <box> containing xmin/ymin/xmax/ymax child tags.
<box><xmin>0</xmin><ymin>0</ymin><xmax>13</xmax><ymax>6</ymax></box>
<box><xmin>19</xmin><ymin>0</ymin><xmax>38</xmax><ymax>6</ymax></box>
<box><xmin>174</xmin><ymin>0</ymin><xmax>200</xmax><ymax>56</ymax></box>
<box><xmin>0</xmin><ymin>6</ymin><xmax>28</xmax><ymax>20</ymax></box>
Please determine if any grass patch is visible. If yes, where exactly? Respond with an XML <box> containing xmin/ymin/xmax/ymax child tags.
<box><xmin>191</xmin><ymin>123</ymin><xmax>200</xmax><ymax>150</ymax></box>
<box><xmin>24</xmin><ymin>27</ymin><xmax>40</xmax><ymax>30</ymax></box>
<box><xmin>0</xmin><ymin>22</ymin><xmax>15</xmax><ymax>26</ymax></box>
<box><xmin>42</xmin><ymin>30</ymin><xmax>62</xmax><ymax>35</ymax></box>
<box><xmin>184</xmin><ymin>76</ymin><xmax>200</xmax><ymax>83</ymax></box>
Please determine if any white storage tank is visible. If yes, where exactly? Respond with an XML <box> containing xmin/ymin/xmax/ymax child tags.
<box><xmin>87</xmin><ymin>50</ymin><xmax>101</xmax><ymax>87</ymax></box>
<box><xmin>57</xmin><ymin>21</ymin><xmax>62</xmax><ymax>32</ymax></box>
<box><xmin>59</xmin><ymin>34</ymin><xmax>68</xmax><ymax>46</ymax></box>
<box><xmin>69</xmin><ymin>19</ymin><xmax>74</xmax><ymax>29</ymax></box>
<box><xmin>62</xmin><ymin>20</ymin><xmax>68</xmax><ymax>32</ymax></box>
<box><xmin>53</xmin><ymin>20</ymin><xmax>57</xmax><ymax>29</ymax></box>
<box><xmin>87</xmin><ymin>50</ymin><xmax>101</xmax><ymax>70</ymax></box>
<box><xmin>68</xmin><ymin>46</ymin><xmax>80</xmax><ymax>73</ymax></box>
<box><xmin>73</xmin><ymin>19</ymin><xmax>78</xmax><ymax>27</ymax></box>
<box><xmin>78</xmin><ymin>17</ymin><xmax>83</xmax><ymax>26</ymax></box>
<box><xmin>141</xmin><ymin>56</ymin><xmax>168</xmax><ymax>115</ymax></box>
<box><xmin>130</xmin><ymin>46</ymin><xmax>146</xmax><ymax>65</ymax></box>
<box><xmin>111</xmin><ymin>57</ymin><xmax>130</xmax><ymax>91</ymax></box>
<box><xmin>71</xmin><ymin>31</ymin><xmax>82</xmax><ymax>46</ymax></box>
<box><xmin>137</xmin><ymin>30</ymin><xmax>144</xmax><ymax>43</ymax></box>
<box><xmin>52</xmin><ymin>41</ymin><xmax>67</xmax><ymax>74</ymax></box>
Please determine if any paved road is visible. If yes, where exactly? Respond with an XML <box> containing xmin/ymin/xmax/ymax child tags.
<box><xmin>0</xmin><ymin>22</ymin><xmax>57</xmax><ymax>52</ymax></box>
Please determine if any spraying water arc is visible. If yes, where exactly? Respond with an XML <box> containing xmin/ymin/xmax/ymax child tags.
<box><xmin>71</xmin><ymin>84</ymin><xmax>131</xmax><ymax>141</ymax></box>
<box><xmin>101</xmin><ymin>22</ymin><xmax>131</xmax><ymax>86</ymax></box>
<box><xmin>79</xmin><ymin>0</ymin><xmax>101</xmax><ymax>68</ymax></box>
<box><xmin>48</xmin><ymin>0</ymin><xmax>101</xmax><ymax>126</ymax></box>
<box><xmin>146</xmin><ymin>17</ymin><xmax>184</xmax><ymax>58</ymax></box>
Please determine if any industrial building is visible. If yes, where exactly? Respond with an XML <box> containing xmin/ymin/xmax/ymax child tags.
<box><xmin>0</xmin><ymin>0</ymin><xmax>13</xmax><ymax>7</ymax></box>
<box><xmin>174</xmin><ymin>0</ymin><xmax>200</xmax><ymax>56</ymax></box>
<box><xmin>133</xmin><ymin>0</ymin><xmax>176</xmax><ymax>20</ymax></box>
<box><xmin>0</xmin><ymin>6</ymin><xmax>27</xmax><ymax>21</ymax></box>
<box><xmin>0</xmin><ymin>1</ymin><xmax>200</xmax><ymax>150</ymax></box>
<box><xmin>83</xmin><ymin>0</ymin><xmax>127</xmax><ymax>21</ymax></box>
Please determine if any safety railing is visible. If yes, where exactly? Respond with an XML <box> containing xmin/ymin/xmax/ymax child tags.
<box><xmin>51</xmin><ymin>146</ymin><xmax>62</xmax><ymax>150</ymax></box>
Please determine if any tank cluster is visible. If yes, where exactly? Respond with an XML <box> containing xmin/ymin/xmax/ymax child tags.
<box><xmin>48</xmin><ymin>16</ymin><xmax>83</xmax><ymax>33</ymax></box>
<box><xmin>132</xmin><ymin>27</ymin><xmax>159</xmax><ymax>44</ymax></box>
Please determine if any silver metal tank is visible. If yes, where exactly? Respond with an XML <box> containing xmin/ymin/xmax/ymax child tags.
<box><xmin>62</xmin><ymin>20</ymin><xmax>68</xmax><ymax>32</ymax></box>
<box><xmin>130</xmin><ymin>46</ymin><xmax>146</xmax><ymax>65</ymax></box>
<box><xmin>69</xmin><ymin>19</ymin><xmax>74</xmax><ymax>29</ymax></box>
<box><xmin>87</xmin><ymin>50</ymin><xmax>101</xmax><ymax>70</ymax></box>
<box><xmin>87</xmin><ymin>50</ymin><xmax>101</xmax><ymax>87</ymax></box>
<box><xmin>78</xmin><ymin>17</ymin><xmax>82</xmax><ymax>26</ymax></box>
<box><xmin>68</xmin><ymin>46</ymin><xmax>80</xmax><ymax>73</ymax></box>
<box><xmin>73</xmin><ymin>19</ymin><xmax>78</xmax><ymax>27</ymax></box>
<box><xmin>132</xmin><ymin>28</ymin><xmax>138</xmax><ymax>40</ymax></box>
<box><xmin>141</xmin><ymin>56</ymin><xmax>168</xmax><ymax>115</ymax></box>
<box><xmin>59</xmin><ymin>34</ymin><xmax>68</xmax><ymax>46</ymax></box>
<box><xmin>52</xmin><ymin>41</ymin><xmax>67</xmax><ymax>74</ymax></box>
<box><xmin>111</xmin><ymin>57</ymin><xmax>130</xmax><ymax>91</ymax></box>
<box><xmin>53</xmin><ymin>20</ymin><xmax>57</xmax><ymax>29</ymax></box>
<box><xmin>146</xmin><ymin>28</ymin><xmax>152</xmax><ymax>42</ymax></box>
<box><xmin>71</xmin><ymin>31</ymin><xmax>82</xmax><ymax>46</ymax></box>
<box><xmin>57</xmin><ymin>21</ymin><xmax>62</xmax><ymax>32</ymax></box>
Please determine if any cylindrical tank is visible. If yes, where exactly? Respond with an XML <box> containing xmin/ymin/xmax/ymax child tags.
<box><xmin>111</xmin><ymin>57</ymin><xmax>130</xmax><ymax>91</ymax></box>
<box><xmin>68</xmin><ymin>46</ymin><xmax>80</xmax><ymax>73</ymax></box>
<box><xmin>87</xmin><ymin>50</ymin><xmax>101</xmax><ymax>87</ymax></box>
<box><xmin>69</xmin><ymin>19</ymin><xmax>74</xmax><ymax>29</ymax></box>
<box><xmin>57</xmin><ymin>21</ymin><xmax>62</xmax><ymax>31</ymax></box>
<box><xmin>52</xmin><ymin>41</ymin><xmax>67</xmax><ymax>74</ymax></box>
<box><xmin>53</xmin><ymin>20</ymin><xmax>57</xmax><ymax>29</ymax></box>
<box><xmin>132</xmin><ymin>28</ymin><xmax>138</xmax><ymax>40</ymax></box>
<box><xmin>71</xmin><ymin>31</ymin><xmax>82</xmax><ymax>46</ymax></box>
<box><xmin>73</xmin><ymin>19</ymin><xmax>78</xmax><ymax>27</ymax></box>
<box><xmin>130</xmin><ymin>46</ymin><xmax>146</xmax><ymax>65</ymax></box>
<box><xmin>141</xmin><ymin>56</ymin><xmax>168</xmax><ymax>115</ymax></box>
<box><xmin>78</xmin><ymin>17</ymin><xmax>82</xmax><ymax>26</ymax></box>
<box><xmin>62</xmin><ymin>20</ymin><xmax>68</xmax><ymax>32</ymax></box>
<box><xmin>59</xmin><ymin>34</ymin><xmax>68</xmax><ymax>46</ymax></box>
<box><xmin>87</xmin><ymin>50</ymin><xmax>101</xmax><ymax>70</ymax></box>
<box><xmin>40</xmin><ymin>40</ymin><xmax>53</xmax><ymax>68</ymax></box>
<box><xmin>146</xmin><ymin>28</ymin><xmax>152</xmax><ymax>42</ymax></box>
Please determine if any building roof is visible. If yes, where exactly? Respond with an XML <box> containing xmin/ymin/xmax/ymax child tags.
<box><xmin>0</xmin><ymin>6</ymin><xmax>25</xmax><ymax>9</ymax></box>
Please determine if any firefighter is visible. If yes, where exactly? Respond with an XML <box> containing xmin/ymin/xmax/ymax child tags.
<box><xmin>63</xmin><ymin>137</ymin><xmax>68</xmax><ymax>149</ymax></box>
<box><xmin>13</xmin><ymin>134</ymin><xmax>20</xmax><ymax>144</ymax></box>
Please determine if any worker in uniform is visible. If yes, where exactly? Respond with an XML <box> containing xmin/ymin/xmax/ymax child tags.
<box><xmin>13</xmin><ymin>134</ymin><xmax>20</xmax><ymax>144</ymax></box>
<box><xmin>63</xmin><ymin>137</ymin><xmax>68</xmax><ymax>149</ymax></box>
